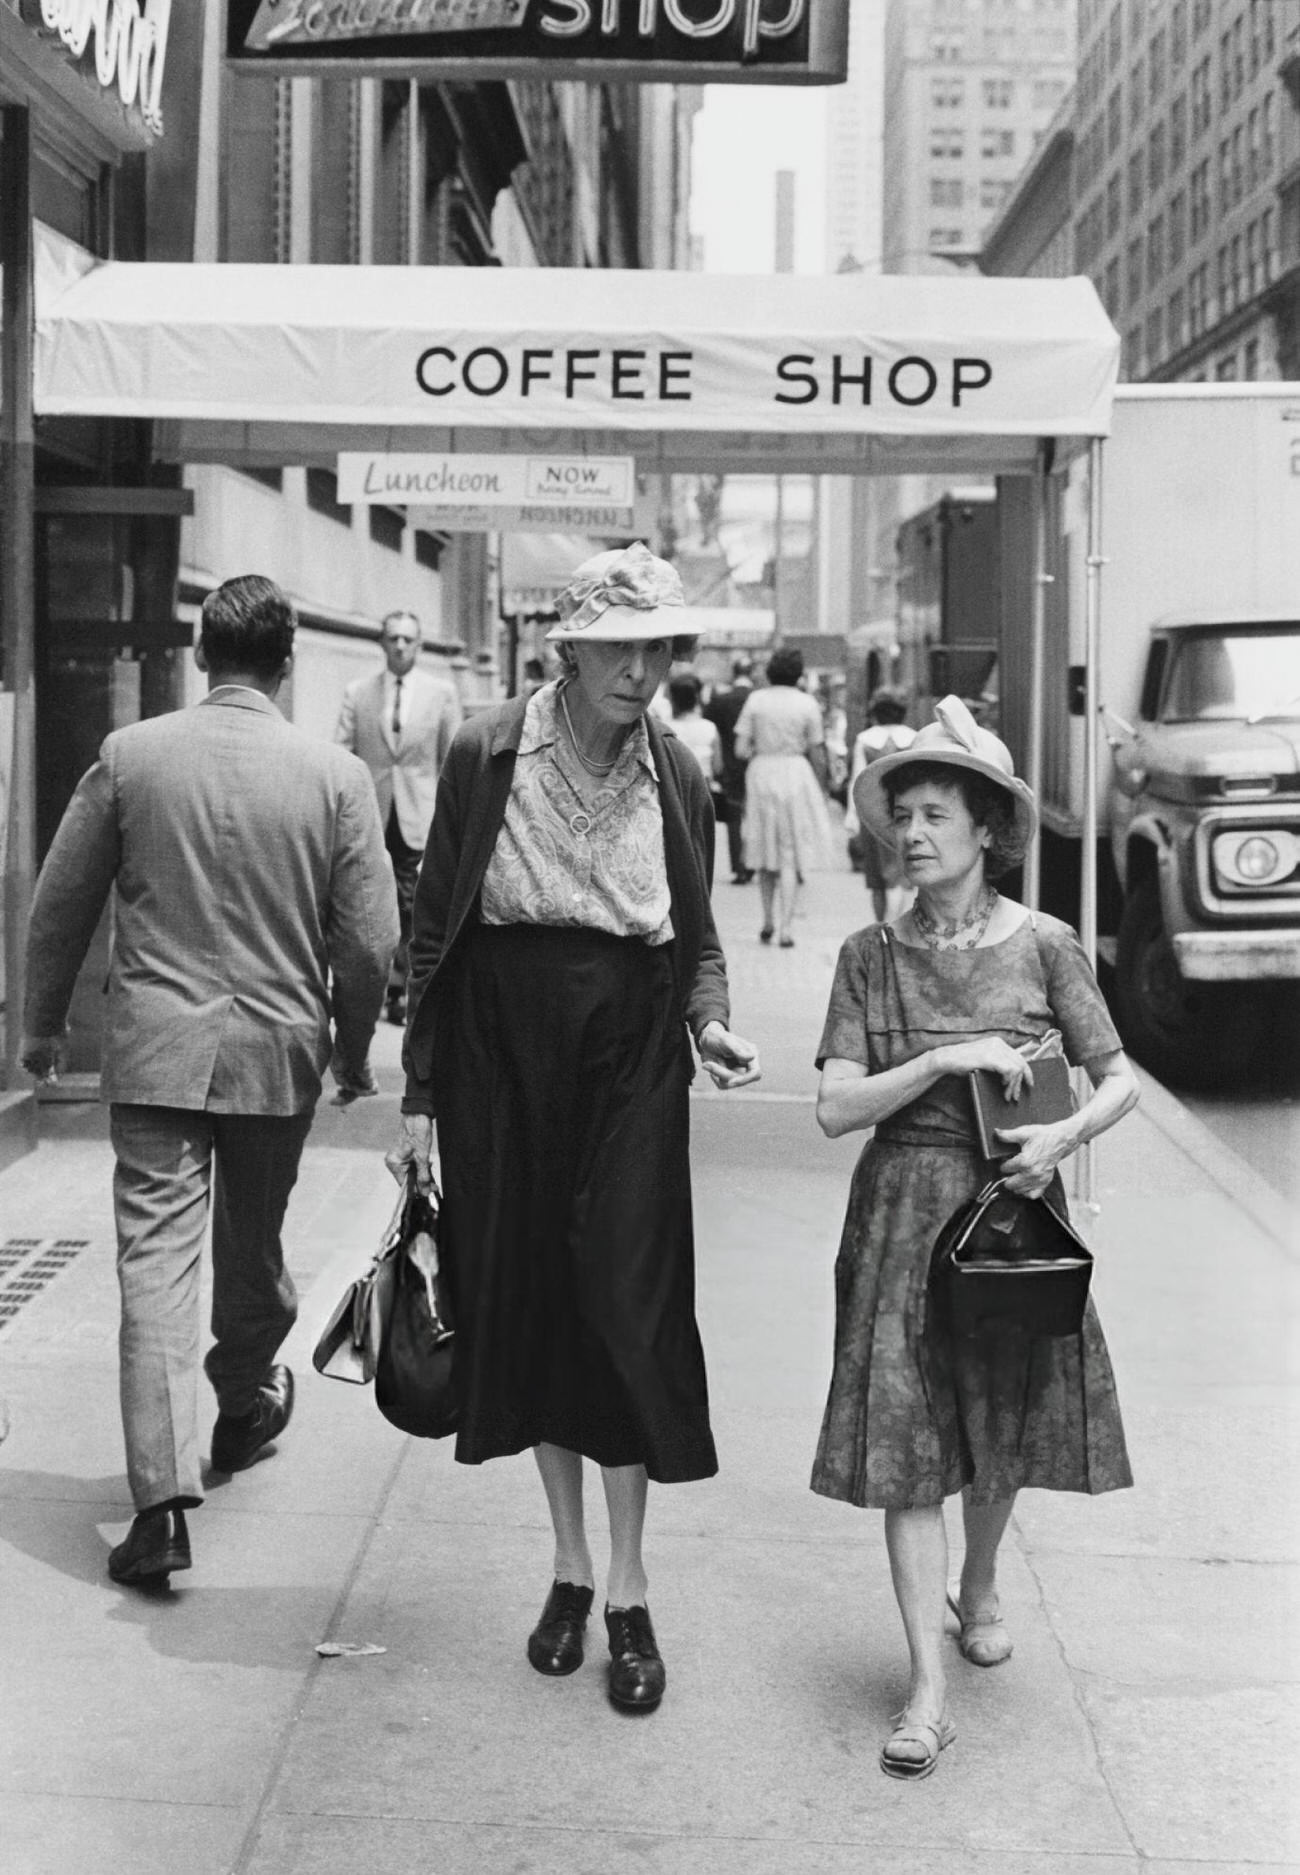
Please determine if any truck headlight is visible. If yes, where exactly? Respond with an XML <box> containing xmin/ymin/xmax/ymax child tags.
<box><xmin>1212</xmin><ymin>830</ymin><xmax>1298</xmax><ymax>888</ymax></box>
<box><xmin>1235</xmin><ymin>837</ymin><xmax>1280</xmax><ymax>880</ymax></box>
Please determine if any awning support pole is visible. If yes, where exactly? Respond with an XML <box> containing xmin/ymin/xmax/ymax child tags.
<box><xmin>1</xmin><ymin>106</ymin><xmax>36</xmax><ymax>1090</ymax></box>
<box><xmin>1078</xmin><ymin>434</ymin><xmax>1106</xmax><ymax>1214</ymax></box>
<box><xmin>1022</xmin><ymin>439</ymin><xmax>1050</xmax><ymax>910</ymax></box>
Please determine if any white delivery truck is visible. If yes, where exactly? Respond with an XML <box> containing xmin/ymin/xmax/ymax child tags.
<box><xmin>998</xmin><ymin>385</ymin><xmax>1300</xmax><ymax>1085</ymax></box>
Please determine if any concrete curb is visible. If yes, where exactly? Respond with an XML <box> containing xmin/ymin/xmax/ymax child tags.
<box><xmin>1130</xmin><ymin>1062</ymin><xmax>1298</xmax><ymax>1259</ymax></box>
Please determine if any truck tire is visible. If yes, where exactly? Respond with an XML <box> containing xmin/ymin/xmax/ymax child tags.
<box><xmin>1114</xmin><ymin>877</ymin><xmax>1254</xmax><ymax>1087</ymax></box>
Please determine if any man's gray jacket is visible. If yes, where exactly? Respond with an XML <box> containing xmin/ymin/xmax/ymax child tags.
<box><xmin>24</xmin><ymin>687</ymin><xmax>398</xmax><ymax>1114</ymax></box>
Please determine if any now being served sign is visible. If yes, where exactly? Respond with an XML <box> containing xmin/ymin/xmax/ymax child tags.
<box><xmin>336</xmin><ymin>452</ymin><xmax>637</xmax><ymax>509</ymax></box>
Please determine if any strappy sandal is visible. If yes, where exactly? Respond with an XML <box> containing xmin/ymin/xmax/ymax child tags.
<box><xmin>878</xmin><ymin>1708</ymin><xmax>956</xmax><ymax>1781</ymax></box>
<box><xmin>947</xmin><ymin>1591</ymin><xmax>1013</xmax><ymax>1668</ymax></box>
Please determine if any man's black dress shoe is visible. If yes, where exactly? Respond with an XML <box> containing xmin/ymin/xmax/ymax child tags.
<box><xmin>527</xmin><ymin>1580</ymin><xmax>595</xmax><ymax>1676</ymax></box>
<box><xmin>385</xmin><ymin>995</ymin><xmax>405</xmax><ymax>1026</ymax></box>
<box><xmin>108</xmin><ymin>1507</ymin><xmax>191</xmax><ymax>1585</ymax></box>
<box><xmin>605</xmin><ymin>1604</ymin><xmax>666</xmax><ymax>1711</ymax></box>
<box><xmin>210</xmin><ymin>1363</ymin><xmax>294</xmax><ymax>1474</ymax></box>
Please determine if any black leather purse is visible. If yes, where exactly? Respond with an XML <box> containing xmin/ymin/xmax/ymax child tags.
<box><xmin>374</xmin><ymin>1177</ymin><xmax>458</xmax><ymax>1440</ymax></box>
<box><xmin>929</xmin><ymin>1178</ymin><xmax>1093</xmax><ymax>1340</ymax></box>
<box><xmin>313</xmin><ymin>1171</ymin><xmax>458</xmax><ymax>1439</ymax></box>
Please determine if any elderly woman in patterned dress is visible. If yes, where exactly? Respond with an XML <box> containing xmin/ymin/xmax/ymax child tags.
<box><xmin>813</xmin><ymin>697</ymin><xmax>1139</xmax><ymax>1781</ymax></box>
<box><xmin>387</xmin><ymin>544</ymin><xmax>760</xmax><ymax>1714</ymax></box>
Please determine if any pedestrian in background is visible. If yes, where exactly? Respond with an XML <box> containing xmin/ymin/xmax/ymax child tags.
<box><xmin>844</xmin><ymin>687</ymin><xmax>918</xmax><ymax>925</ymax></box>
<box><xmin>388</xmin><ymin>542</ymin><xmax>760</xmax><ymax>1715</ymax></box>
<box><xmin>704</xmin><ymin>651</ymin><xmax>755</xmax><ymax>883</ymax></box>
<box><xmin>22</xmin><ymin>576</ymin><xmax>397</xmax><ymax>1587</ymax></box>
<box><xmin>813</xmin><ymin>696</ymin><xmax>1137</xmax><ymax>1781</ymax></box>
<box><xmin>822</xmin><ymin>673</ymin><xmax>850</xmax><ymax>806</ymax></box>
<box><xmin>733</xmin><ymin>646</ymin><xmax>832</xmax><ymax>948</ymax></box>
<box><xmin>668</xmin><ymin>670</ymin><xmax>724</xmax><ymax>811</ymax></box>
<box><xmin>336</xmin><ymin>609</ymin><xmax>462</xmax><ymax>1024</ymax></box>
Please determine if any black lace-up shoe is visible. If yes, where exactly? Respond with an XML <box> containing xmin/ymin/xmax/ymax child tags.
<box><xmin>527</xmin><ymin>1580</ymin><xmax>595</xmax><ymax>1676</ymax></box>
<box><xmin>108</xmin><ymin>1507</ymin><xmax>192</xmax><ymax>1585</ymax></box>
<box><xmin>210</xmin><ymin>1364</ymin><xmax>294</xmax><ymax>1474</ymax></box>
<box><xmin>605</xmin><ymin>1603</ymin><xmax>666</xmax><ymax>1711</ymax></box>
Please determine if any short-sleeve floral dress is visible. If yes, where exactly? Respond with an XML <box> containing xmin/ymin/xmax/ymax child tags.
<box><xmin>811</xmin><ymin>913</ymin><xmax>1133</xmax><ymax>1511</ymax></box>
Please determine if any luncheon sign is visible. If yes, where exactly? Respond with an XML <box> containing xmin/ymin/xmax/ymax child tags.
<box><xmin>337</xmin><ymin>452</ymin><xmax>637</xmax><ymax>510</ymax></box>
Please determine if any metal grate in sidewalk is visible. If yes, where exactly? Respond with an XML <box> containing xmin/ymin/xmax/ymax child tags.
<box><xmin>0</xmin><ymin>1239</ymin><xmax>91</xmax><ymax>1329</ymax></box>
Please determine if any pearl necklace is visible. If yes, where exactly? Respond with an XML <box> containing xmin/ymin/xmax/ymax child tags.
<box><xmin>913</xmin><ymin>885</ymin><xmax>999</xmax><ymax>951</ymax></box>
<box><xmin>559</xmin><ymin>685</ymin><xmax>620</xmax><ymax>776</ymax></box>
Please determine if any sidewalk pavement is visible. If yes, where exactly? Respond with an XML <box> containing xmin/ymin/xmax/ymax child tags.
<box><xmin>0</xmin><ymin>857</ymin><xmax>1296</xmax><ymax>1875</ymax></box>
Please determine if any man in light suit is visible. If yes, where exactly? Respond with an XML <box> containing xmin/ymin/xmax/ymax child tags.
<box><xmin>22</xmin><ymin>576</ymin><xmax>397</xmax><ymax>1586</ymax></box>
<box><xmin>336</xmin><ymin>610</ymin><xmax>462</xmax><ymax>1022</ymax></box>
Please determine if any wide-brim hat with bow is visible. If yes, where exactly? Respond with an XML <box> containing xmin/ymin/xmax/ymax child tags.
<box><xmin>853</xmin><ymin>694</ymin><xmax>1039</xmax><ymax>849</ymax></box>
<box><xmin>546</xmin><ymin>542</ymin><xmax>687</xmax><ymax>642</ymax></box>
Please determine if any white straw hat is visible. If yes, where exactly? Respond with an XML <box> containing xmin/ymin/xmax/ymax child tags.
<box><xmin>545</xmin><ymin>542</ymin><xmax>687</xmax><ymax>643</ymax></box>
<box><xmin>853</xmin><ymin>694</ymin><xmax>1038</xmax><ymax>849</ymax></box>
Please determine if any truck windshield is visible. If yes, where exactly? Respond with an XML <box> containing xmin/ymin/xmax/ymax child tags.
<box><xmin>1161</xmin><ymin>628</ymin><xmax>1300</xmax><ymax>724</ymax></box>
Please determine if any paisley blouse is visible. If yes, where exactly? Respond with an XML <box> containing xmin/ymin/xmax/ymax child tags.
<box><xmin>480</xmin><ymin>681</ymin><xmax>673</xmax><ymax>944</ymax></box>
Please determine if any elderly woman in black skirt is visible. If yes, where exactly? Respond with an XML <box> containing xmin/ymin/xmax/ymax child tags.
<box><xmin>813</xmin><ymin>697</ymin><xmax>1138</xmax><ymax>1780</ymax></box>
<box><xmin>388</xmin><ymin>543</ymin><xmax>760</xmax><ymax>1713</ymax></box>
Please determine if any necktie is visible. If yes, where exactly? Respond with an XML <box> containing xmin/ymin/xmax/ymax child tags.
<box><xmin>391</xmin><ymin>675</ymin><xmax>403</xmax><ymax>740</ymax></box>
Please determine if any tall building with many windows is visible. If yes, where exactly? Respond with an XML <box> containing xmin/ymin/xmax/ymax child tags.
<box><xmin>882</xmin><ymin>0</ymin><xmax>1075</xmax><ymax>273</ymax></box>
<box><xmin>825</xmin><ymin>3</ymin><xmax>885</xmax><ymax>276</ymax></box>
<box><xmin>1070</xmin><ymin>0</ymin><xmax>1298</xmax><ymax>380</ymax></box>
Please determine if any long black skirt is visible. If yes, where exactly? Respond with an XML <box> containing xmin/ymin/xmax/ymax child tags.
<box><xmin>435</xmin><ymin>922</ymin><xmax>717</xmax><ymax>1483</ymax></box>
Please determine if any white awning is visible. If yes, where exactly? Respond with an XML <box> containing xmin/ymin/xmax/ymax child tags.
<box><xmin>32</xmin><ymin>244</ymin><xmax>1120</xmax><ymax>477</ymax></box>
<box><xmin>499</xmin><ymin>532</ymin><xmax>604</xmax><ymax>606</ymax></box>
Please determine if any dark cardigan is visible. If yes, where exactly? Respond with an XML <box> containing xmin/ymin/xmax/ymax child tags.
<box><xmin>401</xmin><ymin>694</ymin><xmax>732</xmax><ymax>1116</ymax></box>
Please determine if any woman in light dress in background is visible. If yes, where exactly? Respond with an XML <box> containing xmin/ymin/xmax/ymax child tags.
<box><xmin>733</xmin><ymin>647</ymin><xmax>832</xmax><ymax>948</ymax></box>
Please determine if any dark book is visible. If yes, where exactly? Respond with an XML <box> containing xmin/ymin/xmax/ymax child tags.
<box><xmin>968</xmin><ymin>1055</ymin><xmax>1074</xmax><ymax>1160</ymax></box>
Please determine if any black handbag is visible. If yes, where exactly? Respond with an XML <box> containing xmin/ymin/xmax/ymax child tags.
<box><xmin>312</xmin><ymin>1171</ymin><xmax>458</xmax><ymax>1439</ymax></box>
<box><xmin>929</xmin><ymin>1178</ymin><xmax>1093</xmax><ymax>1340</ymax></box>
<box><xmin>374</xmin><ymin>1178</ymin><xmax>458</xmax><ymax>1440</ymax></box>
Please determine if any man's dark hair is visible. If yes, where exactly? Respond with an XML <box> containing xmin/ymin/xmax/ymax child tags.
<box><xmin>767</xmin><ymin>646</ymin><xmax>804</xmax><ymax>687</ymax></box>
<box><xmin>669</xmin><ymin>672</ymin><xmax>701</xmax><ymax>714</ymax></box>
<box><xmin>200</xmin><ymin>576</ymin><xmax>296</xmax><ymax>680</ymax></box>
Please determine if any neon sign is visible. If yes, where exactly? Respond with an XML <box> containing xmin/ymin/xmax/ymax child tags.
<box><xmin>35</xmin><ymin>0</ymin><xmax>171</xmax><ymax>134</ymax></box>
<box><xmin>227</xmin><ymin>0</ymin><xmax>847</xmax><ymax>85</ymax></box>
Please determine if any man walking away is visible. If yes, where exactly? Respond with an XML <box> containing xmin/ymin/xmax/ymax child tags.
<box><xmin>336</xmin><ymin>610</ymin><xmax>462</xmax><ymax>1023</ymax></box>
<box><xmin>704</xmin><ymin>653</ymin><xmax>756</xmax><ymax>883</ymax></box>
<box><xmin>22</xmin><ymin>576</ymin><xmax>398</xmax><ymax>1586</ymax></box>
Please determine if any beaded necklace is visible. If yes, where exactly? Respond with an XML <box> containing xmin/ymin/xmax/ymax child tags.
<box><xmin>912</xmin><ymin>884</ymin><xmax>999</xmax><ymax>951</ymax></box>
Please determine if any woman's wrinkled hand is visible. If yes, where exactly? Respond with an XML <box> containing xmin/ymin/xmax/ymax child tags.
<box><xmin>698</xmin><ymin>1022</ymin><xmax>762</xmax><ymax>1091</ymax></box>
<box><xmin>995</xmin><ymin>1119</ymin><xmax>1076</xmax><ymax>1197</ymax></box>
<box><xmin>937</xmin><ymin>1036</ymin><xmax>1034</xmax><ymax>1101</ymax></box>
<box><xmin>385</xmin><ymin>1112</ymin><xmax>436</xmax><ymax>1192</ymax></box>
